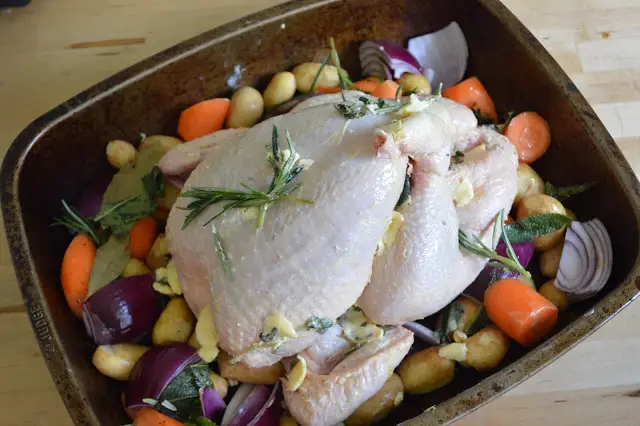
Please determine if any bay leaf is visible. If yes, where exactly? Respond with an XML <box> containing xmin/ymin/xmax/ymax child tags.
<box><xmin>87</xmin><ymin>234</ymin><xmax>131</xmax><ymax>296</ymax></box>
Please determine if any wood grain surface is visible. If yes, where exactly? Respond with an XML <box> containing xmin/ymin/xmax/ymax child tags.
<box><xmin>0</xmin><ymin>0</ymin><xmax>639</xmax><ymax>425</ymax></box>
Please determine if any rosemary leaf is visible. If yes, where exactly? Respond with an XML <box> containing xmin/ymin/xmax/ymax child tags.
<box><xmin>53</xmin><ymin>200</ymin><xmax>101</xmax><ymax>245</ymax></box>
<box><xmin>308</xmin><ymin>53</ymin><xmax>331</xmax><ymax>93</ymax></box>
<box><xmin>211</xmin><ymin>224</ymin><xmax>232</xmax><ymax>280</ymax></box>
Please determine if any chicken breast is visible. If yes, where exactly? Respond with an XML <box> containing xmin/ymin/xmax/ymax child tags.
<box><xmin>166</xmin><ymin>98</ymin><xmax>407</xmax><ymax>366</ymax></box>
<box><xmin>283</xmin><ymin>327</ymin><xmax>413</xmax><ymax>426</ymax></box>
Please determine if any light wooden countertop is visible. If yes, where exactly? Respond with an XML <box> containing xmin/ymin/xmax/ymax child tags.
<box><xmin>1</xmin><ymin>0</ymin><xmax>639</xmax><ymax>425</ymax></box>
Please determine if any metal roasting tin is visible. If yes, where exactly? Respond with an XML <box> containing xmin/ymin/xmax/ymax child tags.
<box><xmin>2</xmin><ymin>0</ymin><xmax>639</xmax><ymax>424</ymax></box>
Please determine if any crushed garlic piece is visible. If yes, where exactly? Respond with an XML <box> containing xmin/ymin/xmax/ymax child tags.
<box><xmin>286</xmin><ymin>355</ymin><xmax>307</xmax><ymax>392</ymax></box>
<box><xmin>452</xmin><ymin>177</ymin><xmax>474</xmax><ymax>207</ymax></box>
<box><xmin>339</xmin><ymin>307</ymin><xmax>384</xmax><ymax>345</ymax></box>
<box><xmin>166</xmin><ymin>261</ymin><xmax>182</xmax><ymax>295</ymax></box>
<box><xmin>263</xmin><ymin>312</ymin><xmax>298</xmax><ymax>339</ymax></box>
<box><xmin>376</xmin><ymin>211</ymin><xmax>404</xmax><ymax>255</ymax></box>
<box><xmin>438</xmin><ymin>342</ymin><xmax>467</xmax><ymax>362</ymax></box>
<box><xmin>195</xmin><ymin>305</ymin><xmax>220</xmax><ymax>362</ymax></box>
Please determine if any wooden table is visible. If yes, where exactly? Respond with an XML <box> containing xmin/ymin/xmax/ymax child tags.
<box><xmin>0</xmin><ymin>0</ymin><xmax>639</xmax><ymax>425</ymax></box>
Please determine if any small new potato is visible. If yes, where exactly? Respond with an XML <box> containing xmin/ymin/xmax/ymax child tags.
<box><xmin>208</xmin><ymin>372</ymin><xmax>229</xmax><ymax>399</ymax></box>
<box><xmin>346</xmin><ymin>374</ymin><xmax>404</xmax><ymax>426</ymax></box>
<box><xmin>540</xmin><ymin>242</ymin><xmax>564</xmax><ymax>277</ymax></box>
<box><xmin>146</xmin><ymin>234</ymin><xmax>170</xmax><ymax>269</ymax></box>
<box><xmin>264</xmin><ymin>72</ymin><xmax>297</xmax><ymax>108</ymax></box>
<box><xmin>106</xmin><ymin>139</ymin><xmax>137</xmax><ymax>169</ymax></box>
<box><xmin>122</xmin><ymin>258</ymin><xmax>151</xmax><ymax>278</ymax></box>
<box><xmin>92</xmin><ymin>344</ymin><xmax>149</xmax><ymax>381</ymax></box>
<box><xmin>218</xmin><ymin>351</ymin><xmax>285</xmax><ymax>384</ymax></box>
<box><xmin>515</xmin><ymin>163</ymin><xmax>544</xmax><ymax>204</ymax></box>
<box><xmin>292</xmin><ymin>62</ymin><xmax>347</xmax><ymax>92</ymax></box>
<box><xmin>226</xmin><ymin>86</ymin><xmax>264</xmax><ymax>128</ymax></box>
<box><xmin>152</xmin><ymin>297</ymin><xmax>196</xmax><ymax>345</ymax></box>
<box><xmin>397</xmin><ymin>73</ymin><xmax>431</xmax><ymax>94</ymax></box>
<box><xmin>464</xmin><ymin>325</ymin><xmax>510</xmax><ymax>372</ymax></box>
<box><xmin>140</xmin><ymin>135</ymin><xmax>183</xmax><ymax>152</ymax></box>
<box><xmin>397</xmin><ymin>347</ymin><xmax>455</xmax><ymax>394</ymax></box>
<box><xmin>539</xmin><ymin>280</ymin><xmax>569</xmax><ymax>312</ymax></box>
<box><xmin>517</xmin><ymin>194</ymin><xmax>567</xmax><ymax>251</ymax></box>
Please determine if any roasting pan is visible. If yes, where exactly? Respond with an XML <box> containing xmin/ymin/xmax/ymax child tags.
<box><xmin>2</xmin><ymin>0</ymin><xmax>640</xmax><ymax>424</ymax></box>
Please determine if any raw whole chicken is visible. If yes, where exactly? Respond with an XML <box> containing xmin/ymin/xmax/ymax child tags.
<box><xmin>161</xmin><ymin>91</ymin><xmax>518</xmax><ymax>425</ymax></box>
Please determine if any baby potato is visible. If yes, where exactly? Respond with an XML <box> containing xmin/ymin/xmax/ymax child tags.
<box><xmin>208</xmin><ymin>372</ymin><xmax>229</xmax><ymax>399</ymax></box>
<box><xmin>514</xmin><ymin>163</ymin><xmax>544</xmax><ymax>204</ymax></box>
<box><xmin>92</xmin><ymin>344</ymin><xmax>149</xmax><ymax>381</ymax></box>
<box><xmin>539</xmin><ymin>280</ymin><xmax>569</xmax><ymax>312</ymax></box>
<box><xmin>397</xmin><ymin>73</ymin><xmax>431</xmax><ymax>94</ymax></box>
<box><xmin>227</xmin><ymin>86</ymin><xmax>264</xmax><ymax>128</ymax></box>
<box><xmin>140</xmin><ymin>135</ymin><xmax>183</xmax><ymax>152</ymax></box>
<box><xmin>157</xmin><ymin>182</ymin><xmax>181</xmax><ymax>211</ymax></box>
<box><xmin>463</xmin><ymin>325</ymin><xmax>510</xmax><ymax>372</ymax></box>
<box><xmin>292</xmin><ymin>62</ymin><xmax>347</xmax><ymax>92</ymax></box>
<box><xmin>152</xmin><ymin>297</ymin><xmax>196</xmax><ymax>345</ymax></box>
<box><xmin>218</xmin><ymin>351</ymin><xmax>285</xmax><ymax>384</ymax></box>
<box><xmin>264</xmin><ymin>72</ymin><xmax>297</xmax><ymax>108</ymax></box>
<box><xmin>397</xmin><ymin>347</ymin><xmax>455</xmax><ymax>394</ymax></box>
<box><xmin>540</xmin><ymin>242</ymin><xmax>564</xmax><ymax>277</ymax></box>
<box><xmin>146</xmin><ymin>234</ymin><xmax>170</xmax><ymax>269</ymax></box>
<box><xmin>516</xmin><ymin>194</ymin><xmax>567</xmax><ymax>251</ymax></box>
<box><xmin>122</xmin><ymin>258</ymin><xmax>151</xmax><ymax>278</ymax></box>
<box><xmin>346</xmin><ymin>374</ymin><xmax>404</xmax><ymax>426</ymax></box>
<box><xmin>106</xmin><ymin>139</ymin><xmax>137</xmax><ymax>169</ymax></box>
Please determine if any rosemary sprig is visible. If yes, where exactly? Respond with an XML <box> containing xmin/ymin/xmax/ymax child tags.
<box><xmin>395</xmin><ymin>84</ymin><xmax>404</xmax><ymax>101</ymax></box>
<box><xmin>308</xmin><ymin>53</ymin><xmax>331</xmax><ymax>93</ymax></box>
<box><xmin>459</xmin><ymin>210</ymin><xmax>530</xmax><ymax>277</ymax></box>
<box><xmin>180</xmin><ymin>125</ymin><xmax>314</xmax><ymax>231</ymax></box>
<box><xmin>328</xmin><ymin>37</ymin><xmax>353</xmax><ymax>91</ymax></box>
<box><xmin>53</xmin><ymin>200</ymin><xmax>101</xmax><ymax>245</ymax></box>
<box><xmin>211</xmin><ymin>224</ymin><xmax>232</xmax><ymax>280</ymax></box>
<box><xmin>334</xmin><ymin>96</ymin><xmax>403</xmax><ymax>119</ymax></box>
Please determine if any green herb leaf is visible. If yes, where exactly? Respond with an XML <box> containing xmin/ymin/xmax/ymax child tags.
<box><xmin>464</xmin><ymin>305</ymin><xmax>489</xmax><ymax>336</ymax></box>
<box><xmin>334</xmin><ymin>96</ymin><xmax>402</xmax><ymax>119</ymax></box>
<box><xmin>459</xmin><ymin>210</ymin><xmax>529</xmax><ymax>276</ymax></box>
<box><xmin>503</xmin><ymin>213</ymin><xmax>572</xmax><ymax>243</ymax></box>
<box><xmin>143</xmin><ymin>166</ymin><xmax>165</xmax><ymax>199</ymax></box>
<box><xmin>328</xmin><ymin>37</ymin><xmax>353</xmax><ymax>91</ymax></box>
<box><xmin>437</xmin><ymin>300</ymin><xmax>464</xmax><ymax>344</ymax></box>
<box><xmin>185</xmin><ymin>418</ymin><xmax>217</xmax><ymax>426</ymax></box>
<box><xmin>450</xmin><ymin>150</ymin><xmax>465</xmax><ymax>169</ymax></box>
<box><xmin>544</xmin><ymin>182</ymin><xmax>594</xmax><ymax>201</ymax></box>
<box><xmin>211</xmin><ymin>224</ymin><xmax>232</xmax><ymax>280</ymax></box>
<box><xmin>307</xmin><ymin>53</ymin><xmax>331</xmax><ymax>93</ymax></box>
<box><xmin>87</xmin><ymin>234</ymin><xmax>130</xmax><ymax>297</ymax></box>
<box><xmin>53</xmin><ymin>200</ymin><xmax>101</xmax><ymax>245</ymax></box>
<box><xmin>157</xmin><ymin>364</ymin><xmax>213</xmax><ymax>422</ymax></box>
<box><xmin>305</xmin><ymin>316</ymin><xmax>334</xmax><ymax>333</ymax></box>
<box><xmin>395</xmin><ymin>173</ymin><xmax>411</xmax><ymax>210</ymax></box>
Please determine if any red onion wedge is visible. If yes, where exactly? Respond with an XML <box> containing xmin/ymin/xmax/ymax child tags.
<box><xmin>407</xmin><ymin>21</ymin><xmax>468</xmax><ymax>90</ymax></box>
<box><xmin>554</xmin><ymin>219</ymin><xmax>612</xmax><ymax>301</ymax></box>
<box><xmin>404</xmin><ymin>322</ymin><xmax>438</xmax><ymax>346</ymax></box>
<box><xmin>82</xmin><ymin>274</ymin><xmax>161</xmax><ymax>345</ymax></box>
<box><xmin>223</xmin><ymin>383</ymin><xmax>282</xmax><ymax>426</ymax></box>
<box><xmin>359</xmin><ymin>41</ymin><xmax>423</xmax><ymax>80</ymax></box>
<box><xmin>200</xmin><ymin>386</ymin><xmax>227</xmax><ymax>421</ymax></box>
<box><xmin>74</xmin><ymin>175</ymin><xmax>112</xmax><ymax>218</ymax></box>
<box><xmin>126</xmin><ymin>343</ymin><xmax>200</xmax><ymax>409</ymax></box>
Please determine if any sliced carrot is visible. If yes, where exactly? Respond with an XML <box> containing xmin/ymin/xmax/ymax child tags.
<box><xmin>314</xmin><ymin>86</ymin><xmax>342</xmax><ymax>94</ymax></box>
<box><xmin>371</xmin><ymin>80</ymin><xmax>401</xmax><ymax>100</ymax></box>
<box><xmin>129</xmin><ymin>217</ymin><xmax>158</xmax><ymax>259</ymax></box>
<box><xmin>133</xmin><ymin>407</ymin><xmax>184</xmax><ymax>426</ymax></box>
<box><xmin>504</xmin><ymin>112</ymin><xmax>551</xmax><ymax>164</ymax></box>
<box><xmin>60</xmin><ymin>234</ymin><xmax>96</xmax><ymax>318</ymax></box>
<box><xmin>484</xmin><ymin>278</ymin><xmax>558</xmax><ymax>346</ymax></box>
<box><xmin>351</xmin><ymin>79</ymin><xmax>381</xmax><ymax>93</ymax></box>
<box><xmin>442</xmin><ymin>77</ymin><xmax>498</xmax><ymax>122</ymax></box>
<box><xmin>177</xmin><ymin>98</ymin><xmax>230</xmax><ymax>141</ymax></box>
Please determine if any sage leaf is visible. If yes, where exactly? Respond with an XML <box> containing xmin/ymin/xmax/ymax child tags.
<box><xmin>544</xmin><ymin>182</ymin><xmax>593</xmax><ymax>201</ymax></box>
<box><xmin>87</xmin><ymin>234</ymin><xmax>130</xmax><ymax>296</ymax></box>
<box><xmin>503</xmin><ymin>213</ymin><xmax>572</xmax><ymax>243</ymax></box>
<box><xmin>157</xmin><ymin>364</ymin><xmax>213</xmax><ymax>422</ymax></box>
